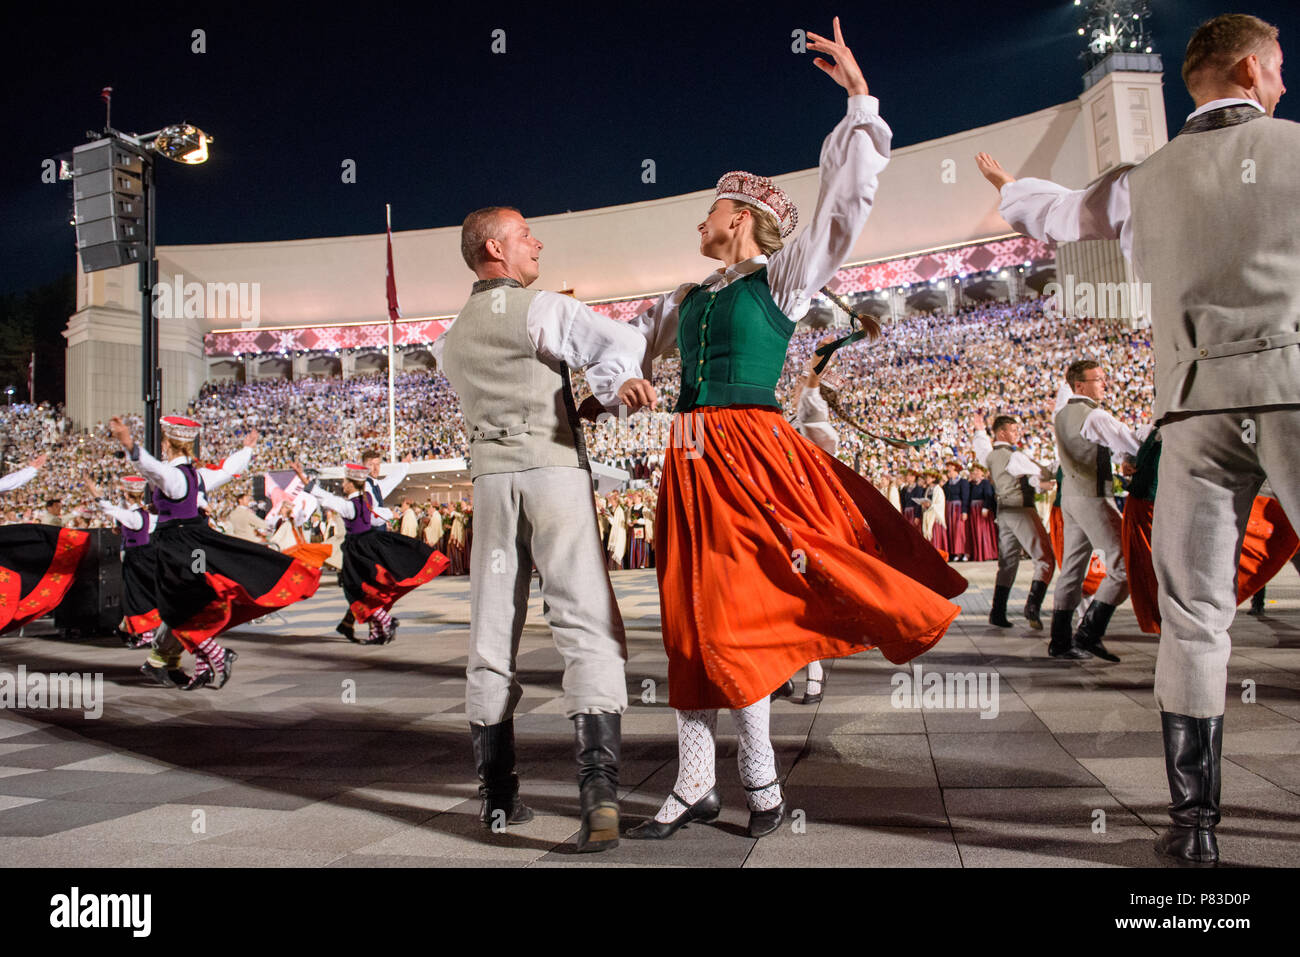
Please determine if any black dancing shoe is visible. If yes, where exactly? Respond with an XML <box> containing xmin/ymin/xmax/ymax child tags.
<box><xmin>624</xmin><ymin>787</ymin><xmax>721</xmax><ymax>840</ymax></box>
<box><xmin>180</xmin><ymin>668</ymin><xmax>213</xmax><ymax>692</ymax></box>
<box><xmin>139</xmin><ymin>660</ymin><xmax>188</xmax><ymax>689</ymax></box>
<box><xmin>801</xmin><ymin>674</ymin><xmax>825</xmax><ymax>706</ymax></box>
<box><xmin>748</xmin><ymin>801</ymin><xmax>787</xmax><ymax>838</ymax></box>
<box><xmin>210</xmin><ymin>649</ymin><xmax>238</xmax><ymax>690</ymax></box>
<box><xmin>770</xmin><ymin>679</ymin><xmax>796</xmax><ymax>701</ymax></box>
<box><xmin>336</xmin><ymin>620</ymin><xmax>361</xmax><ymax>642</ymax></box>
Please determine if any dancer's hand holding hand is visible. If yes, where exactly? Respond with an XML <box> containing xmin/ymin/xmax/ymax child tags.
<box><xmin>29</xmin><ymin>453</ymin><xmax>48</xmax><ymax>469</ymax></box>
<box><xmin>290</xmin><ymin>460</ymin><xmax>308</xmax><ymax>484</ymax></box>
<box><xmin>971</xmin><ymin>412</ymin><xmax>987</xmax><ymax>432</ymax></box>
<box><xmin>401</xmin><ymin>453</ymin><xmax>414</xmax><ymax>464</ymax></box>
<box><xmin>243</xmin><ymin>429</ymin><xmax>260</xmax><ymax>448</ymax></box>
<box><xmin>85</xmin><ymin>479</ymin><xmax>101</xmax><ymax>499</ymax></box>
<box><xmin>108</xmin><ymin>417</ymin><xmax>133</xmax><ymax>451</ymax></box>
<box><xmin>807</xmin><ymin>17</ymin><xmax>869</xmax><ymax>97</ymax></box>
<box><xmin>976</xmin><ymin>153</ymin><xmax>1015</xmax><ymax>191</ymax></box>
<box><xmin>617</xmin><ymin>378</ymin><xmax>657</xmax><ymax>413</ymax></box>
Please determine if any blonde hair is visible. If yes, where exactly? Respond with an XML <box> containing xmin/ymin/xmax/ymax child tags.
<box><xmin>163</xmin><ymin>437</ymin><xmax>194</xmax><ymax>459</ymax></box>
<box><xmin>730</xmin><ymin>200</ymin><xmax>784</xmax><ymax>256</ymax></box>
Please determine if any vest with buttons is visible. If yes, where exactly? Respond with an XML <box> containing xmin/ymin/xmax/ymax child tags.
<box><xmin>985</xmin><ymin>444</ymin><xmax>1035</xmax><ymax>508</ymax></box>
<box><xmin>1055</xmin><ymin>397</ymin><xmax>1112</xmax><ymax>499</ymax></box>
<box><xmin>674</xmin><ymin>267</ymin><xmax>796</xmax><ymax>413</ymax></box>
<box><xmin>440</xmin><ymin>285</ymin><xmax>584</xmax><ymax>480</ymax></box>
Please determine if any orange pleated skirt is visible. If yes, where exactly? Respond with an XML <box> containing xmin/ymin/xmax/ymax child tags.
<box><xmin>656</xmin><ymin>406</ymin><xmax>966</xmax><ymax>711</ymax></box>
<box><xmin>1124</xmin><ymin>494</ymin><xmax>1300</xmax><ymax>634</ymax></box>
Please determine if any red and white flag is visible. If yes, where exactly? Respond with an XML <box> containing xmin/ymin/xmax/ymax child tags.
<box><xmin>100</xmin><ymin>86</ymin><xmax>112</xmax><ymax>103</ymax></box>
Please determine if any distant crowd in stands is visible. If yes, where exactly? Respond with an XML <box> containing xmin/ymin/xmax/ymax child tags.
<box><xmin>1</xmin><ymin>299</ymin><xmax>1153</xmax><ymax>571</ymax></box>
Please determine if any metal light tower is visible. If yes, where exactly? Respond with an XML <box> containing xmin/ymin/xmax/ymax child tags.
<box><xmin>58</xmin><ymin>91</ymin><xmax>211</xmax><ymax>454</ymax></box>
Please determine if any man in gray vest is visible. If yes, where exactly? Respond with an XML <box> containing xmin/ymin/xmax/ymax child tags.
<box><xmin>1050</xmin><ymin>360</ymin><xmax>1146</xmax><ymax>661</ymax></box>
<box><xmin>971</xmin><ymin>412</ymin><xmax>1053</xmax><ymax>631</ymax></box>
<box><xmin>435</xmin><ymin>206</ymin><xmax>647</xmax><ymax>853</ymax></box>
<box><xmin>976</xmin><ymin>13</ymin><xmax>1296</xmax><ymax>864</ymax></box>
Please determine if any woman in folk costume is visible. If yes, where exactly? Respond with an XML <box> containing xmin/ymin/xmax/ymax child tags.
<box><xmin>1122</xmin><ymin>432</ymin><xmax>1299</xmax><ymax>634</ymax></box>
<box><xmin>966</xmin><ymin>465</ymin><xmax>999</xmax><ymax>562</ymax></box>
<box><xmin>604</xmin><ymin>491</ymin><xmax>628</xmax><ymax>571</ymax></box>
<box><xmin>0</xmin><ymin>454</ymin><xmax>91</xmax><ymax>636</ymax></box>
<box><xmin>447</xmin><ymin>505</ymin><xmax>470</xmax><ymax>576</ymax></box>
<box><xmin>108</xmin><ymin>415</ymin><xmax>322</xmax><ymax>689</ymax></box>
<box><xmin>86</xmin><ymin>475</ymin><xmax>161</xmax><ymax>648</ymax></box>
<box><xmin>627</xmin><ymin>491</ymin><xmax>652</xmax><ymax>569</ymax></box>
<box><xmin>922</xmin><ymin>473</ymin><xmax>947</xmax><ymax>557</ymax></box>
<box><xmin>593</xmin><ymin>18</ymin><xmax>965</xmax><ymax>839</ymax></box>
<box><xmin>292</xmin><ymin>461</ymin><xmax>448</xmax><ymax>644</ymax></box>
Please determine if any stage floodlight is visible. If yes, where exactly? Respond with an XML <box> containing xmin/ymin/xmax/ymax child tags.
<box><xmin>152</xmin><ymin>123</ymin><xmax>212</xmax><ymax>165</ymax></box>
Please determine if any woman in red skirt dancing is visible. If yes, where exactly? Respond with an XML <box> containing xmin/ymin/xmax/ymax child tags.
<box><xmin>592</xmin><ymin>18</ymin><xmax>967</xmax><ymax>839</ymax></box>
<box><xmin>0</xmin><ymin>454</ymin><xmax>91</xmax><ymax>635</ymax></box>
<box><xmin>108</xmin><ymin>415</ymin><xmax>322</xmax><ymax>689</ymax></box>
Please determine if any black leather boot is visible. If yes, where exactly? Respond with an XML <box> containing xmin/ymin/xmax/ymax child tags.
<box><xmin>1022</xmin><ymin>579</ymin><xmax>1048</xmax><ymax>631</ymax></box>
<box><xmin>1154</xmin><ymin>712</ymin><xmax>1222</xmax><ymax>866</ymax></box>
<box><xmin>336</xmin><ymin>608</ymin><xmax>359</xmax><ymax>642</ymax></box>
<box><xmin>1247</xmin><ymin>588</ymin><xmax>1265</xmax><ymax>616</ymax></box>
<box><xmin>574</xmin><ymin>712</ymin><xmax>620</xmax><ymax>853</ymax></box>
<box><xmin>1048</xmin><ymin>608</ymin><xmax>1091</xmax><ymax>659</ymax></box>
<box><xmin>471</xmin><ymin>720</ymin><xmax>534</xmax><ymax>830</ymax></box>
<box><xmin>988</xmin><ymin>585</ymin><xmax>1013</xmax><ymax>627</ymax></box>
<box><xmin>1073</xmin><ymin>601</ymin><xmax>1120</xmax><ymax>662</ymax></box>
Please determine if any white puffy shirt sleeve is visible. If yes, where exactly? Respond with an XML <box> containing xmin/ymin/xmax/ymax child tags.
<box><xmin>1081</xmin><ymin>409</ymin><xmax>1143</xmax><ymax>458</ymax></box>
<box><xmin>131</xmin><ymin>446</ymin><xmax>188</xmax><ymax>499</ymax></box>
<box><xmin>999</xmin><ymin>165</ymin><xmax>1134</xmax><ymax>260</ymax></box>
<box><xmin>972</xmin><ymin>433</ymin><xmax>993</xmax><ymax>466</ymax></box>
<box><xmin>767</xmin><ymin>94</ymin><xmax>892</xmax><ymax>319</ymax></box>
<box><xmin>0</xmin><ymin>466</ymin><xmax>37</xmax><ymax>494</ymax></box>
<box><xmin>99</xmin><ymin>500</ymin><xmax>144</xmax><ymax>530</ymax></box>
<box><xmin>308</xmin><ymin>481</ymin><xmax>356</xmax><ymax>520</ymax></box>
<box><xmin>528</xmin><ymin>291</ymin><xmax>651</xmax><ymax>411</ymax></box>
<box><xmin>198</xmin><ymin>445</ymin><xmax>254</xmax><ymax>495</ymax></box>
<box><xmin>375</xmin><ymin>463</ymin><xmax>408</xmax><ymax>501</ymax></box>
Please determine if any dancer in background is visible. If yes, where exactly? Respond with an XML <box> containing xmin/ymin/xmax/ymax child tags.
<box><xmin>108</xmin><ymin>415</ymin><xmax>322</xmax><ymax>689</ymax></box>
<box><xmin>87</xmin><ymin>476</ymin><xmax>160</xmax><ymax>648</ymax></box>
<box><xmin>292</xmin><ymin>461</ymin><xmax>448</xmax><ymax>645</ymax></box>
<box><xmin>970</xmin><ymin>413</ymin><xmax>1053</xmax><ymax>631</ymax></box>
<box><xmin>333</xmin><ymin>451</ymin><xmax>413</xmax><ymax>639</ymax></box>
<box><xmin>0</xmin><ymin>454</ymin><xmax>90</xmax><ymax>636</ymax></box>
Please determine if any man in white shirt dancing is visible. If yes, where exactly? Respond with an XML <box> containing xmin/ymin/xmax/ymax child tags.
<box><xmin>1050</xmin><ymin>360</ymin><xmax>1146</xmax><ymax>662</ymax></box>
<box><xmin>435</xmin><ymin>206</ymin><xmax>645</xmax><ymax>853</ymax></box>
<box><xmin>971</xmin><ymin>413</ymin><xmax>1053</xmax><ymax>632</ymax></box>
<box><xmin>976</xmin><ymin>13</ymin><xmax>1297</xmax><ymax>864</ymax></box>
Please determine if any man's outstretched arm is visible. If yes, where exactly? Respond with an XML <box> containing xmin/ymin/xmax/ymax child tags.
<box><xmin>975</xmin><ymin>152</ymin><xmax>1135</xmax><ymax>259</ymax></box>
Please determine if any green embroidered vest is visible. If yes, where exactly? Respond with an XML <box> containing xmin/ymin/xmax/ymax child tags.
<box><xmin>674</xmin><ymin>267</ymin><xmax>796</xmax><ymax>412</ymax></box>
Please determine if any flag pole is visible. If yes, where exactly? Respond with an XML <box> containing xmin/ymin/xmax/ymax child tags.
<box><xmin>386</xmin><ymin>204</ymin><xmax>397</xmax><ymax>464</ymax></box>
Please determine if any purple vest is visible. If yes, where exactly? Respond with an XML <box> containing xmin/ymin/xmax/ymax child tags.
<box><xmin>152</xmin><ymin>463</ymin><xmax>202</xmax><ymax>523</ymax></box>
<box><xmin>120</xmin><ymin>506</ymin><xmax>152</xmax><ymax>548</ymax></box>
<box><xmin>344</xmin><ymin>492</ymin><xmax>374</xmax><ymax>536</ymax></box>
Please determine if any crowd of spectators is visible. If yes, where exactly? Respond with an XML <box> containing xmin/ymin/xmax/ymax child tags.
<box><xmin>0</xmin><ymin>300</ymin><xmax>1154</xmax><ymax>538</ymax></box>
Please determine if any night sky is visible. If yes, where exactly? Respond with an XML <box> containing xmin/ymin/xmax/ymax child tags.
<box><xmin>3</xmin><ymin>0</ymin><xmax>1298</xmax><ymax>296</ymax></box>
